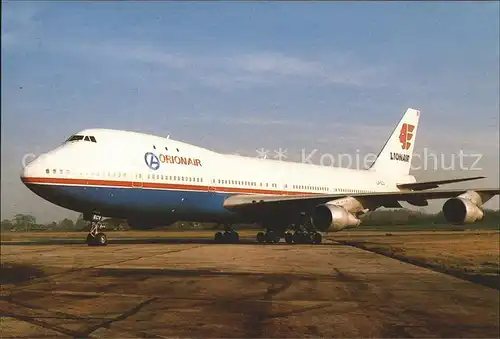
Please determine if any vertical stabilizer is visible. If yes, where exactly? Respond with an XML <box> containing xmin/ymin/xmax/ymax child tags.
<box><xmin>369</xmin><ymin>108</ymin><xmax>420</xmax><ymax>175</ymax></box>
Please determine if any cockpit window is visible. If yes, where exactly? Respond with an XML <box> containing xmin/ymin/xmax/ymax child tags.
<box><xmin>67</xmin><ymin>135</ymin><xmax>84</xmax><ymax>142</ymax></box>
<box><xmin>66</xmin><ymin>135</ymin><xmax>97</xmax><ymax>143</ymax></box>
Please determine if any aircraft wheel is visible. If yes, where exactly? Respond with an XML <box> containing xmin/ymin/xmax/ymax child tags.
<box><xmin>266</xmin><ymin>231</ymin><xmax>280</xmax><ymax>244</ymax></box>
<box><xmin>312</xmin><ymin>232</ymin><xmax>322</xmax><ymax>244</ymax></box>
<box><xmin>292</xmin><ymin>232</ymin><xmax>301</xmax><ymax>244</ymax></box>
<box><xmin>86</xmin><ymin>234</ymin><xmax>96</xmax><ymax>246</ymax></box>
<box><xmin>256</xmin><ymin>232</ymin><xmax>265</xmax><ymax>243</ymax></box>
<box><xmin>284</xmin><ymin>232</ymin><xmax>294</xmax><ymax>244</ymax></box>
<box><xmin>214</xmin><ymin>231</ymin><xmax>224</xmax><ymax>243</ymax></box>
<box><xmin>293</xmin><ymin>231</ymin><xmax>308</xmax><ymax>244</ymax></box>
<box><xmin>225</xmin><ymin>231</ymin><xmax>239</xmax><ymax>244</ymax></box>
<box><xmin>95</xmin><ymin>232</ymin><xmax>107</xmax><ymax>246</ymax></box>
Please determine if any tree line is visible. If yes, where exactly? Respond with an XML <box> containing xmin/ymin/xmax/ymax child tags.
<box><xmin>1</xmin><ymin>208</ymin><xmax>499</xmax><ymax>232</ymax></box>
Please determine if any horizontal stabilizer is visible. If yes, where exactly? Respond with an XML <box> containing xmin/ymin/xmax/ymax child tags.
<box><xmin>397</xmin><ymin>176</ymin><xmax>486</xmax><ymax>191</ymax></box>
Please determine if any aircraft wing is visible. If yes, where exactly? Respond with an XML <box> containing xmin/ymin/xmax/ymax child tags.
<box><xmin>223</xmin><ymin>188</ymin><xmax>500</xmax><ymax>214</ymax></box>
<box><xmin>396</xmin><ymin>176</ymin><xmax>486</xmax><ymax>191</ymax></box>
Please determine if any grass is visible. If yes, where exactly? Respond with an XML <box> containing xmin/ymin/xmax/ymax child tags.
<box><xmin>350</xmin><ymin>222</ymin><xmax>499</xmax><ymax>232</ymax></box>
<box><xmin>336</xmin><ymin>232</ymin><xmax>500</xmax><ymax>290</ymax></box>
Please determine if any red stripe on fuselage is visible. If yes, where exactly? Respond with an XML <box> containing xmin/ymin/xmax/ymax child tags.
<box><xmin>21</xmin><ymin>176</ymin><xmax>319</xmax><ymax>196</ymax></box>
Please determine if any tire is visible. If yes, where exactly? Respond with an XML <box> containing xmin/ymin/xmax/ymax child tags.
<box><xmin>95</xmin><ymin>232</ymin><xmax>107</xmax><ymax>246</ymax></box>
<box><xmin>265</xmin><ymin>231</ymin><xmax>275</xmax><ymax>244</ymax></box>
<box><xmin>215</xmin><ymin>231</ymin><xmax>223</xmax><ymax>243</ymax></box>
<box><xmin>86</xmin><ymin>234</ymin><xmax>96</xmax><ymax>246</ymax></box>
<box><xmin>231</xmin><ymin>231</ymin><xmax>240</xmax><ymax>243</ymax></box>
<box><xmin>284</xmin><ymin>232</ymin><xmax>294</xmax><ymax>244</ymax></box>
<box><xmin>312</xmin><ymin>232</ymin><xmax>322</xmax><ymax>244</ymax></box>
<box><xmin>256</xmin><ymin>232</ymin><xmax>265</xmax><ymax>243</ymax></box>
<box><xmin>266</xmin><ymin>231</ymin><xmax>280</xmax><ymax>244</ymax></box>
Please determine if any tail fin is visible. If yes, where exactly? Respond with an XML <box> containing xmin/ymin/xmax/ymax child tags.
<box><xmin>368</xmin><ymin>108</ymin><xmax>420</xmax><ymax>175</ymax></box>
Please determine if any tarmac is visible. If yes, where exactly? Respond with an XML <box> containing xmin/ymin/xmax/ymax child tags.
<box><xmin>1</xmin><ymin>237</ymin><xmax>499</xmax><ymax>338</ymax></box>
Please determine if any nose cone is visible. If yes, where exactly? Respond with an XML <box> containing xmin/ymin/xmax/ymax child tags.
<box><xmin>20</xmin><ymin>156</ymin><xmax>46</xmax><ymax>185</ymax></box>
<box><xmin>21</xmin><ymin>162</ymin><xmax>35</xmax><ymax>181</ymax></box>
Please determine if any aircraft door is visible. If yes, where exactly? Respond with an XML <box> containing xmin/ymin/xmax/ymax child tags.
<box><xmin>208</xmin><ymin>178</ymin><xmax>216</xmax><ymax>193</ymax></box>
<box><xmin>132</xmin><ymin>173</ymin><xmax>144</xmax><ymax>188</ymax></box>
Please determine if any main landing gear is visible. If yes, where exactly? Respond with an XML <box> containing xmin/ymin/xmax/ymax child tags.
<box><xmin>86</xmin><ymin>215</ymin><xmax>108</xmax><ymax>246</ymax></box>
<box><xmin>284</xmin><ymin>229</ymin><xmax>322</xmax><ymax>245</ymax></box>
<box><xmin>256</xmin><ymin>226</ymin><xmax>323</xmax><ymax>245</ymax></box>
<box><xmin>256</xmin><ymin>230</ymin><xmax>280</xmax><ymax>244</ymax></box>
<box><xmin>214</xmin><ymin>224</ymin><xmax>240</xmax><ymax>244</ymax></box>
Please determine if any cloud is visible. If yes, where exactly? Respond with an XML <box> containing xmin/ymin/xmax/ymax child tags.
<box><xmin>66</xmin><ymin>42</ymin><xmax>389</xmax><ymax>90</ymax></box>
<box><xmin>226</xmin><ymin>52</ymin><xmax>388</xmax><ymax>87</ymax></box>
<box><xmin>74</xmin><ymin>42</ymin><xmax>188</xmax><ymax>69</ymax></box>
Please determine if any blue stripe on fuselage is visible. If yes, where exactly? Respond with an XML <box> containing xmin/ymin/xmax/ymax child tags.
<box><xmin>25</xmin><ymin>183</ymin><xmax>240</xmax><ymax>221</ymax></box>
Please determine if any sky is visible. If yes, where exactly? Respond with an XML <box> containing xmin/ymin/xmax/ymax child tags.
<box><xmin>2</xmin><ymin>1</ymin><xmax>499</xmax><ymax>223</ymax></box>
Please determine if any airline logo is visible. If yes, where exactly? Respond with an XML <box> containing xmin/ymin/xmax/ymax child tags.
<box><xmin>144</xmin><ymin>152</ymin><xmax>202</xmax><ymax>171</ymax></box>
<box><xmin>390</xmin><ymin>152</ymin><xmax>410</xmax><ymax>162</ymax></box>
<box><xmin>399</xmin><ymin>123</ymin><xmax>415</xmax><ymax>150</ymax></box>
<box><xmin>390</xmin><ymin>123</ymin><xmax>415</xmax><ymax>163</ymax></box>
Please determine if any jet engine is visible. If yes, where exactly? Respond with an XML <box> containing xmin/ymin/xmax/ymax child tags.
<box><xmin>312</xmin><ymin>204</ymin><xmax>361</xmax><ymax>232</ymax></box>
<box><xmin>442</xmin><ymin>191</ymin><xmax>484</xmax><ymax>224</ymax></box>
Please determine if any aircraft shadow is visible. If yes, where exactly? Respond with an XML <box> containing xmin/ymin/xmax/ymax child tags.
<box><xmin>1</xmin><ymin>237</ymin><xmax>343</xmax><ymax>247</ymax></box>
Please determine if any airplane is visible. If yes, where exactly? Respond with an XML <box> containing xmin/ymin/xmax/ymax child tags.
<box><xmin>20</xmin><ymin>108</ymin><xmax>500</xmax><ymax>246</ymax></box>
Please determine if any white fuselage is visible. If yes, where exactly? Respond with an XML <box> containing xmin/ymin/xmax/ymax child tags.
<box><xmin>21</xmin><ymin>129</ymin><xmax>415</xmax><ymax>225</ymax></box>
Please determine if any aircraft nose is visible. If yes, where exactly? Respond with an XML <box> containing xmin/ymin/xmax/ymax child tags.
<box><xmin>20</xmin><ymin>155</ymin><xmax>45</xmax><ymax>182</ymax></box>
<box><xmin>21</xmin><ymin>161</ymin><xmax>35</xmax><ymax>182</ymax></box>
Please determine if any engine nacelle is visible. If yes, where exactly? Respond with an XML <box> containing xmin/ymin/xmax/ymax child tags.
<box><xmin>312</xmin><ymin>204</ymin><xmax>361</xmax><ymax>232</ymax></box>
<box><xmin>442</xmin><ymin>196</ymin><xmax>484</xmax><ymax>225</ymax></box>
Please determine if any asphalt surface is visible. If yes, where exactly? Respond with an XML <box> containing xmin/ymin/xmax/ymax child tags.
<box><xmin>1</xmin><ymin>238</ymin><xmax>499</xmax><ymax>338</ymax></box>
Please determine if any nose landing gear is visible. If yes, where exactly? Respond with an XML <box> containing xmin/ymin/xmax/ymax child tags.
<box><xmin>86</xmin><ymin>215</ymin><xmax>108</xmax><ymax>246</ymax></box>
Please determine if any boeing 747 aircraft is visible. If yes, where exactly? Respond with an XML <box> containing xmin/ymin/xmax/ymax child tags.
<box><xmin>21</xmin><ymin>108</ymin><xmax>499</xmax><ymax>246</ymax></box>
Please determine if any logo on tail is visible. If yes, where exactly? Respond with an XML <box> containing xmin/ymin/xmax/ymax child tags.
<box><xmin>399</xmin><ymin>123</ymin><xmax>415</xmax><ymax>150</ymax></box>
<box><xmin>368</xmin><ymin>107</ymin><xmax>420</xmax><ymax>175</ymax></box>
